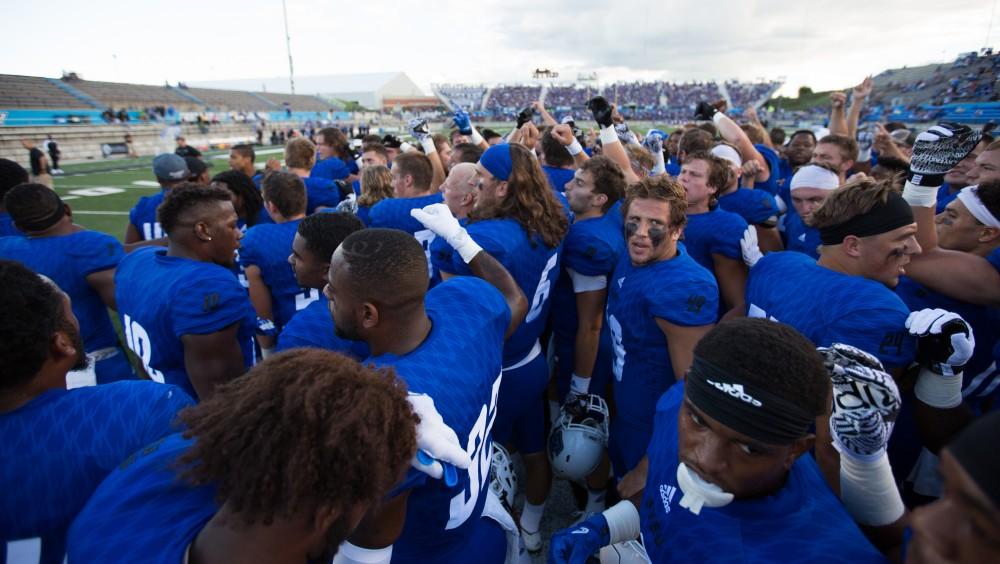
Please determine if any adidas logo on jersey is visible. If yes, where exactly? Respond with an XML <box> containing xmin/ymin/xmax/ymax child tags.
<box><xmin>617</xmin><ymin>277</ymin><xmax>625</xmax><ymax>288</ymax></box>
<box><xmin>798</xmin><ymin>233</ymin><xmax>806</xmax><ymax>242</ymax></box>
<box><xmin>659</xmin><ymin>484</ymin><xmax>677</xmax><ymax>514</ymax></box>
<box><xmin>706</xmin><ymin>379</ymin><xmax>762</xmax><ymax>407</ymax></box>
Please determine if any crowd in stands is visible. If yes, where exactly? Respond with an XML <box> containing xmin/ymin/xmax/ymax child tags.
<box><xmin>437</xmin><ymin>84</ymin><xmax>488</xmax><ymax>110</ymax></box>
<box><xmin>726</xmin><ymin>80</ymin><xmax>780</xmax><ymax>108</ymax></box>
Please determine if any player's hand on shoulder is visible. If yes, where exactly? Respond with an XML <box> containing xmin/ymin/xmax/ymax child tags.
<box><xmin>407</xmin><ymin>393</ymin><xmax>471</xmax><ymax>482</ymax></box>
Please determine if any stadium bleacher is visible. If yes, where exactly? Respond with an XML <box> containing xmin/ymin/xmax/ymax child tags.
<box><xmin>0</xmin><ymin>74</ymin><xmax>92</xmax><ymax>109</ymax></box>
<box><xmin>183</xmin><ymin>87</ymin><xmax>277</xmax><ymax>112</ymax></box>
<box><xmin>256</xmin><ymin>92</ymin><xmax>332</xmax><ymax>112</ymax></box>
<box><xmin>66</xmin><ymin>79</ymin><xmax>196</xmax><ymax>110</ymax></box>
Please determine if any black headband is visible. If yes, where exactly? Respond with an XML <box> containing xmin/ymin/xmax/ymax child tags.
<box><xmin>818</xmin><ymin>191</ymin><xmax>914</xmax><ymax>246</ymax></box>
<box><xmin>16</xmin><ymin>199</ymin><xmax>65</xmax><ymax>232</ymax></box>
<box><xmin>685</xmin><ymin>355</ymin><xmax>815</xmax><ymax>445</ymax></box>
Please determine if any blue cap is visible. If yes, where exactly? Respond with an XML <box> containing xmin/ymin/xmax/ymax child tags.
<box><xmin>479</xmin><ymin>144</ymin><xmax>513</xmax><ymax>182</ymax></box>
<box><xmin>153</xmin><ymin>153</ymin><xmax>189</xmax><ymax>181</ymax></box>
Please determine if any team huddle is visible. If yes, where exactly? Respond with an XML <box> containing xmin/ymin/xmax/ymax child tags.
<box><xmin>1</xmin><ymin>85</ymin><xmax>999</xmax><ymax>564</ymax></box>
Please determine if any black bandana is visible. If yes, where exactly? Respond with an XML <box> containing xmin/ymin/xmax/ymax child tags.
<box><xmin>17</xmin><ymin>199</ymin><xmax>65</xmax><ymax>232</ymax></box>
<box><xmin>818</xmin><ymin>191</ymin><xmax>914</xmax><ymax>246</ymax></box>
<box><xmin>685</xmin><ymin>355</ymin><xmax>815</xmax><ymax>445</ymax></box>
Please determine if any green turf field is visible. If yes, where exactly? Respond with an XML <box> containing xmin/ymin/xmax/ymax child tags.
<box><xmin>53</xmin><ymin>147</ymin><xmax>287</xmax><ymax>239</ymax></box>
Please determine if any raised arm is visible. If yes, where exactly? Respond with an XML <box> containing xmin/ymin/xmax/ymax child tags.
<box><xmin>410</xmin><ymin>204</ymin><xmax>528</xmax><ymax>338</ymax></box>
<box><xmin>828</xmin><ymin>92</ymin><xmax>849</xmax><ymax>137</ymax></box>
<box><xmin>532</xmin><ymin>100</ymin><xmax>558</xmax><ymax>126</ymax></box>
<box><xmin>550</xmin><ymin>123</ymin><xmax>590</xmax><ymax>166</ymax></box>
<box><xmin>695</xmin><ymin>101</ymin><xmax>770</xmax><ymax>183</ymax></box>
<box><xmin>846</xmin><ymin>76</ymin><xmax>872</xmax><ymax>139</ymax></box>
<box><xmin>587</xmin><ymin>96</ymin><xmax>640</xmax><ymax>185</ymax></box>
<box><xmin>453</xmin><ymin>110</ymin><xmax>490</xmax><ymax>151</ymax></box>
<box><xmin>409</xmin><ymin>118</ymin><xmax>445</xmax><ymax>190</ymax></box>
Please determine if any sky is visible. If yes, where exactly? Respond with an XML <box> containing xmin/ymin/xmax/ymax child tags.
<box><xmin>3</xmin><ymin>0</ymin><xmax>997</xmax><ymax>98</ymax></box>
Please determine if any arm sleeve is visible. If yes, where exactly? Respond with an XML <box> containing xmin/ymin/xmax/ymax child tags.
<box><xmin>443</xmin><ymin>229</ymin><xmax>506</xmax><ymax>277</ymax></box>
<box><xmin>71</xmin><ymin>232</ymin><xmax>125</xmax><ymax>275</ymax></box>
<box><xmin>563</xmin><ymin>226</ymin><xmax>617</xmax><ymax>277</ymax></box>
<box><xmin>237</xmin><ymin>230</ymin><xmax>262</xmax><ymax>269</ymax></box>
<box><xmin>139</xmin><ymin>385</ymin><xmax>195</xmax><ymax>443</ymax></box>
<box><xmin>709</xmin><ymin>216</ymin><xmax>748</xmax><ymax>261</ymax></box>
<box><xmin>828</xmin><ymin>308</ymin><xmax>916</xmax><ymax>369</ymax></box>
<box><xmin>171</xmin><ymin>273</ymin><xmax>252</xmax><ymax>337</ymax></box>
<box><xmin>648</xmin><ymin>277</ymin><xmax>719</xmax><ymax>327</ymax></box>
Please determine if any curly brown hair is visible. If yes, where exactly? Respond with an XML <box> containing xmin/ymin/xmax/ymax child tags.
<box><xmin>176</xmin><ymin>349</ymin><xmax>418</xmax><ymax>526</ymax></box>
<box><xmin>622</xmin><ymin>174</ymin><xmax>688</xmax><ymax>230</ymax></box>
<box><xmin>470</xmin><ymin>143</ymin><xmax>568</xmax><ymax>248</ymax></box>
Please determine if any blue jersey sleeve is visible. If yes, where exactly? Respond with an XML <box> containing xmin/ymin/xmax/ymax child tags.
<box><xmin>63</xmin><ymin>231</ymin><xmax>124</xmax><ymax>275</ymax></box>
<box><xmin>438</xmin><ymin>228</ymin><xmax>508</xmax><ymax>277</ymax></box>
<box><xmin>646</xmin><ymin>265</ymin><xmax>719</xmax><ymax>327</ymax></box>
<box><xmin>989</xmin><ymin>247</ymin><xmax>1000</xmax><ymax>274</ymax></box>
<box><xmin>744</xmin><ymin>192</ymin><xmax>780</xmax><ymax>225</ymax></box>
<box><xmin>171</xmin><ymin>272</ymin><xmax>251</xmax><ymax>337</ymax></box>
<box><xmin>563</xmin><ymin>225</ymin><xmax>617</xmax><ymax>277</ymax></box>
<box><xmin>709</xmin><ymin>213</ymin><xmax>748</xmax><ymax>261</ymax></box>
<box><xmin>138</xmin><ymin>385</ymin><xmax>195</xmax><ymax>443</ymax></box>
<box><xmin>828</xmin><ymin>308</ymin><xmax>915</xmax><ymax>369</ymax></box>
<box><xmin>236</xmin><ymin>227</ymin><xmax>265</xmax><ymax>269</ymax></box>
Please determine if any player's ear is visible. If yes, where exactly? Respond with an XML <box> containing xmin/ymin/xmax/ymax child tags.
<box><xmin>784</xmin><ymin>434</ymin><xmax>814</xmax><ymax>470</ymax></box>
<box><xmin>193</xmin><ymin>220</ymin><xmax>213</xmax><ymax>242</ymax></box>
<box><xmin>360</xmin><ymin>301</ymin><xmax>379</xmax><ymax>329</ymax></box>
<box><xmin>496</xmin><ymin>180</ymin><xmax>509</xmax><ymax>199</ymax></box>
<box><xmin>51</xmin><ymin>327</ymin><xmax>78</xmax><ymax>362</ymax></box>
<box><xmin>979</xmin><ymin>226</ymin><xmax>1000</xmax><ymax>245</ymax></box>
<box><xmin>841</xmin><ymin>235</ymin><xmax>863</xmax><ymax>258</ymax></box>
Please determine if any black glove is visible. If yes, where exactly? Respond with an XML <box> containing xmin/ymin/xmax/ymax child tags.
<box><xmin>908</xmin><ymin>123</ymin><xmax>983</xmax><ymax>187</ymax></box>
<box><xmin>516</xmin><ymin>107</ymin><xmax>534</xmax><ymax>128</ymax></box>
<box><xmin>586</xmin><ymin>96</ymin><xmax>614</xmax><ymax>128</ymax></box>
<box><xmin>382</xmin><ymin>134</ymin><xmax>402</xmax><ymax>149</ymax></box>
<box><xmin>694</xmin><ymin>101</ymin><xmax>718</xmax><ymax>121</ymax></box>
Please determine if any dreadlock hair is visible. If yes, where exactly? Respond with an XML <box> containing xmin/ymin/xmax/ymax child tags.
<box><xmin>211</xmin><ymin>170</ymin><xmax>263</xmax><ymax>227</ymax></box>
<box><xmin>177</xmin><ymin>349</ymin><xmax>418</xmax><ymax>526</ymax></box>
<box><xmin>4</xmin><ymin>183</ymin><xmax>64</xmax><ymax>232</ymax></box>
<box><xmin>297</xmin><ymin>212</ymin><xmax>364</xmax><ymax>264</ymax></box>
<box><xmin>0</xmin><ymin>260</ymin><xmax>65</xmax><ymax>390</ymax></box>
<box><xmin>157</xmin><ymin>182</ymin><xmax>232</xmax><ymax>235</ymax></box>
<box><xmin>694</xmin><ymin>318</ymin><xmax>829</xmax><ymax>418</ymax></box>
<box><xmin>469</xmin><ymin>143</ymin><xmax>568</xmax><ymax>248</ymax></box>
<box><xmin>0</xmin><ymin>158</ymin><xmax>29</xmax><ymax>205</ymax></box>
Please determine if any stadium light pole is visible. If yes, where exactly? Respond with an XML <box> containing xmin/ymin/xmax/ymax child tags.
<box><xmin>282</xmin><ymin>0</ymin><xmax>296</xmax><ymax>94</ymax></box>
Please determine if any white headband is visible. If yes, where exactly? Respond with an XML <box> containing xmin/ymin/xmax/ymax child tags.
<box><xmin>711</xmin><ymin>144</ymin><xmax>742</xmax><ymax>167</ymax></box>
<box><xmin>956</xmin><ymin>185</ymin><xmax>1000</xmax><ymax>229</ymax></box>
<box><xmin>790</xmin><ymin>165</ymin><xmax>840</xmax><ymax>192</ymax></box>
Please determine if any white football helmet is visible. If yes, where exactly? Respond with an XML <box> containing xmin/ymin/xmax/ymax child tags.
<box><xmin>489</xmin><ymin>442</ymin><xmax>518</xmax><ymax>509</ymax></box>
<box><xmin>600</xmin><ymin>540</ymin><xmax>651</xmax><ymax>564</ymax></box>
<box><xmin>548</xmin><ymin>393</ymin><xmax>610</xmax><ymax>481</ymax></box>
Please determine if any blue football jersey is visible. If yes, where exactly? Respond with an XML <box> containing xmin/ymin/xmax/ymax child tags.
<box><xmin>311</xmin><ymin>156</ymin><xmax>351</xmax><ymax>182</ymax></box>
<box><xmin>542</xmin><ymin>165</ymin><xmax>575</xmax><ymax>194</ymax></box>
<box><xmin>775</xmin><ymin>159</ymin><xmax>795</xmax><ymax>210</ymax></box>
<box><xmin>368</xmin><ymin>192</ymin><xmax>445</xmax><ymax>282</ymax></box>
<box><xmin>718</xmin><ymin>188</ymin><xmax>779</xmax><ymax>226</ymax></box>
<box><xmin>128</xmin><ymin>191</ymin><xmax>166</xmax><ymax>240</ymax></box>
<box><xmin>783</xmin><ymin>211</ymin><xmax>822</xmax><ymax>259</ymax></box>
<box><xmin>237</xmin><ymin>219</ymin><xmax>319</xmax><ymax>330</ymax></box>
<box><xmin>752</xmin><ymin>143</ymin><xmax>783</xmax><ymax>196</ymax></box>
<box><xmin>0</xmin><ymin>230</ymin><xmax>123</xmax><ymax>353</ymax></box>
<box><xmin>936</xmin><ymin>184</ymin><xmax>959</xmax><ymax>214</ymax></box>
<box><xmin>639</xmin><ymin>384</ymin><xmax>886</xmax><ymax>563</ymax></box>
<box><xmin>275</xmin><ymin>297</ymin><xmax>370</xmax><ymax>359</ymax></box>
<box><xmin>356</xmin><ymin>204</ymin><xmax>371</xmax><ymax>226</ymax></box>
<box><xmin>681</xmin><ymin>208</ymin><xmax>747</xmax><ymax>272</ymax></box>
<box><xmin>303</xmin><ymin>176</ymin><xmax>341</xmax><ymax>213</ymax></box>
<box><xmin>989</xmin><ymin>247</ymin><xmax>1000</xmax><ymax>274</ymax></box>
<box><xmin>432</xmin><ymin>217</ymin><xmax>562</xmax><ymax>366</ymax></box>
<box><xmin>550</xmin><ymin>212</ymin><xmax>626</xmax><ymax>394</ymax></box>
<box><xmin>606</xmin><ymin>248</ymin><xmax>718</xmax><ymax>430</ymax></box>
<box><xmin>114</xmin><ymin>248</ymin><xmax>256</xmax><ymax>398</ymax></box>
<box><xmin>66</xmin><ymin>433</ymin><xmax>218</xmax><ymax>564</ymax></box>
<box><xmin>666</xmin><ymin>157</ymin><xmax>681</xmax><ymax>177</ymax></box>
<box><xmin>366</xmin><ymin>277</ymin><xmax>510</xmax><ymax>563</ymax></box>
<box><xmin>0</xmin><ymin>212</ymin><xmax>20</xmax><ymax>237</ymax></box>
<box><xmin>1</xmin><ymin>383</ymin><xmax>192</xmax><ymax>547</ymax></box>
<box><xmin>747</xmin><ymin>252</ymin><xmax>916</xmax><ymax>369</ymax></box>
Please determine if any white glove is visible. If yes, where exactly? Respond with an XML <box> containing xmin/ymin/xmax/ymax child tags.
<box><xmin>739</xmin><ymin>225</ymin><xmax>763</xmax><ymax>268</ymax></box>
<box><xmin>407</xmin><ymin>393</ymin><xmax>472</xmax><ymax>481</ymax></box>
<box><xmin>410</xmin><ymin>203</ymin><xmax>482</xmax><ymax>263</ymax></box>
<box><xmin>906</xmin><ymin>309</ymin><xmax>975</xmax><ymax>374</ymax></box>
<box><xmin>819</xmin><ymin>344</ymin><xmax>901</xmax><ymax>461</ymax></box>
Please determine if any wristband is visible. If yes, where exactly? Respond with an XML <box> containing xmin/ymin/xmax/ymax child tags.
<box><xmin>450</xmin><ymin>230</ymin><xmax>483</xmax><ymax>264</ymax></box>
<box><xmin>567</xmin><ymin>138</ymin><xmax>584</xmax><ymax>156</ymax></box>
<box><xmin>420</xmin><ymin>137</ymin><xmax>437</xmax><ymax>156</ymax></box>
<box><xmin>260</xmin><ymin>347</ymin><xmax>275</xmax><ymax>360</ymax></box>
<box><xmin>914</xmin><ymin>367</ymin><xmax>964</xmax><ymax>409</ymax></box>
<box><xmin>902</xmin><ymin>180</ymin><xmax>939</xmax><ymax>207</ymax></box>
<box><xmin>332</xmin><ymin>542</ymin><xmax>393</xmax><ymax>564</ymax></box>
<box><xmin>400</xmin><ymin>142</ymin><xmax>415</xmax><ymax>153</ymax></box>
<box><xmin>469</xmin><ymin>127</ymin><xmax>484</xmax><ymax>146</ymax></box>
<box><xmin>570</xmin><ymin>374</ymin><xmax>590</xmax><ymax>394</ymax></box>
<box><xmin>651</xmin><ymin>148</ymin><xmax>666</xmax><ymax>175</ymax></box>
<box><xmin>839</xmin><ymin>452</ymin><xmax>905</xmax><ymax>526</ymax></box>
<box><xmin>907</xmin><ymin>171</ymin><xmax>946</xmax><ymax>189</ymax></box>
<box><xmin>711</xmin><ymin>112</ymin><xmax>725</xmax><ymax>126</ymax></box>
<box><xmin>857</xmin><ymin>146</ymin><xmax>872</xmax><ymax>162</ymax></box>
<box><xmin>599</xmin><ymin>125</ymin><xmax>619</xmax><ymax>147</ymax></box>
<box><xmin>602</xmin><ymin>500</ymin><xmax>641</xmax><ymax>545</ymax></box>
